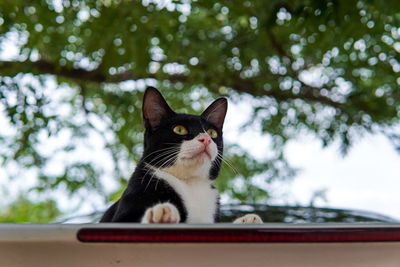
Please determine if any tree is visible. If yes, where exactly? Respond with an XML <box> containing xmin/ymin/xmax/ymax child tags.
<box><xmin>0</xmin><ymin>194</ymin><xmax>61</xmax><ymax>223</ymax></box>
<box><xmin>0</xmin><ymin>1</ymin><xmax>399</xmax><ymax>221</ymax></box>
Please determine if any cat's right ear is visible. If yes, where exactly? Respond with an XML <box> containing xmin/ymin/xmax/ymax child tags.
<box><xmin>142</xmin><ymin>87</ymin><xmax>175</xmax><ymax>130</ymax></box>
<box><xmin>201</xmin><ymin>97</ymin><xmax>228</xmax><ymax>129</ymax></box>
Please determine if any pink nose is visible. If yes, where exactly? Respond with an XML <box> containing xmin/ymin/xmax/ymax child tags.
<box><xmin>197</xmin><ymin>134</ymin><xmax>211</xmax><ymax>147</ymax></box>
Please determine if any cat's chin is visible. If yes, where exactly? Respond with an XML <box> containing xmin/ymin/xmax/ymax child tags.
<box><xmin>159</xmin><ymin>154</ymin><xmax>213</xmax><ymax>181</ymax></box>
<box><xmin>181</xmin><ymin>150</ymin><xmax>212</xmax><ymax>161</ymax></box>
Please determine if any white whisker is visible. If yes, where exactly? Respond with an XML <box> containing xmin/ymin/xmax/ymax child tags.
<box><xmin>216</xmin><ymin>153</ymin><xmax>239</xmax><ymax>175</ymax></box>
<box><xmin>145</xmin><ymin>152</ymin><xmax>179</xmax><ymax>191</ymax></box>
<box><xmin>140</xmin><ymin>147</ymin><xmax>181</xmax><ymax>184</ymax></box>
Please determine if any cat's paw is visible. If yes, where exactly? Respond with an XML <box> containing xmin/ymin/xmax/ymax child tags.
<box><xmin>141</xmin><ymin>202</ymin><xmax>180</xmax><ymax>224</ymax></box>
<box><xmin>233</xmin><ymin>214</ymin><xmax>263</xmax><ymax>224</ymax></box>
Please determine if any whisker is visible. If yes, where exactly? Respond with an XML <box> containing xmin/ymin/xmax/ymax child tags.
<box><xmin>153</xmin><ymin>155</ymin><xmax>178</xmax><ymax>191</ymax></box>
<box><xmin>141</xmin><ymin>146</ymin><xmax>180</xmax><ymax>162</ymax></box>
<box><xmin>144</xmin><ymin>147</ymin><xmax>180</xmax><ymax>165</ymax></box>
<box><xmin>140</xmin><ymin>150</ymin><xmax>179</xmax><ymax>179</ymax></box>
<box><xmin>145</xmin><ymin>152</ymin><xmax>179</xmax><ymax>191</ymax></box>
<box><xmin>140</xmin><ymin>148</ymin><xmax>180</xmax><ymax>184</ymax></box>
<box><xmin>216</xmin><ymin>153</ymin><xmax>240</xmax><ymax>175</ymax></box>
<box><xmin>143</xmin><ymin>148</ymin><xmax>180</xmax><ymax>178</ymax></box>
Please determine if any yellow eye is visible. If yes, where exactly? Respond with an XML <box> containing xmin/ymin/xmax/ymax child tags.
<box><xmin>173</xmin><ymin>125</ymin><xmax>188</xmax><ymax>135</ymax></box>
<box><xmin>206</xmin><ymin>128</ymin><xmax>218</xmax><ymax>138</ymax></box>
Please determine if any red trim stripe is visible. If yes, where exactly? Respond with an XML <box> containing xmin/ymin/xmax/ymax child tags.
<box><xmin>77</xmin><ymin>228</ymin><xmax>400</xmax><ymax>243</ymax></box>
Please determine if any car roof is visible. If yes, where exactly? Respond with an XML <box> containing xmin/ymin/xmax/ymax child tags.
<box><xmin>56</xmin><ymin>204</ymin><xmax>399</xmax><ymax>224</ymax></box>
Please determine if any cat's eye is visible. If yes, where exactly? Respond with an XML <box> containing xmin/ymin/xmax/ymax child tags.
<box><xmin>173</xmin><ymin>125</ymin><xmax>188</xmax><ymax>135</ymax></box>
<box><xmin>206</xmin><ymin>128</ymin><xmax>218</xmax><ymax>138</ymax></box>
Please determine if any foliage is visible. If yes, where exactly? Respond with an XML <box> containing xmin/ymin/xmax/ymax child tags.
<box><xmin>0</xmin><ymin>0</ymin><xmax>400</xmax><ymax>221</ymax></box>
<box><xmin>0</xmin><ymin>194</ymin><xmax>61</xmax><ymax>223</ymax></box>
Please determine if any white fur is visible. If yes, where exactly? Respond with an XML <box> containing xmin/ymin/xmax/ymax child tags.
<box><xmin>141</xmin><ymin>202</ymin><xmax>180</xmax><ymax>224</ymax></box>
<box><xmin>172</xmin><ymin>133</ymin><xmax>218</xmax><ymax>180</ymax></box>
<box><xmin>151</xmin><ymin>168</ymin><xmax>218</xmax><ymax>223</ymax></box>
<box><xmin>233</xmin><ymin>214</ymin><xmax>263</xmax><ymax>224</ymax></box>
<box><xmin>146</xmin><ymin>133</ymin><xmax>219</xmax><ymax>223</ymax></box>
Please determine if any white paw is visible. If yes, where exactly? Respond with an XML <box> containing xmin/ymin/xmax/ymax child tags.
<box><xmin>141</xmin><ymin>203</ymin><xmax>180</xmax><ymax>224</ymax></box>
<box><xmin>233</xmin><ymin>214</ymin><xmax>263</xmax><ymax>224</ymax></box>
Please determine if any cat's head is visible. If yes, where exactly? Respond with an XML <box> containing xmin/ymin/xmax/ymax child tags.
<box><xmin>141</xmin><ymin>87</ymin><xmax>227</xmax><ymax>181</ymax></box>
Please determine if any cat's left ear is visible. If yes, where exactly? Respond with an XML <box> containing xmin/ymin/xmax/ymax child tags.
<box><xmin>201</xmin><ymin>98</ymin><xmax>228</xmax><ymax>129</ymax></box>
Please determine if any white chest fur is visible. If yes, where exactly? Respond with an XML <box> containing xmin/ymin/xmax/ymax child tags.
<box><xmin>152</xmin><ymin>169</ymin><xmax>218</xmax><ymax>223</ymax></box>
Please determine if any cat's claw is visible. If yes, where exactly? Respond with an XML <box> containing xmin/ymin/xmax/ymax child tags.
<box><xmin>141</xmin><ymin>202</ymin><xmax>180</xmax><ymax>223</ymax></box>
<box><xmin>233</xmin><ymin>214</ymin><xmax>263</xmax><ymax>224</ymax></box>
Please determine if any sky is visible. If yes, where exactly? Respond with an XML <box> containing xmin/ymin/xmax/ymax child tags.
<box><xmin>225</xmin><ymin>99</ymin><xmax>400</xmax><ymax>220</ymax></box>
<box><xmin>285</xmin><ymin>133</ymin><xmax>400</xmax><ymax>220</ymax></box>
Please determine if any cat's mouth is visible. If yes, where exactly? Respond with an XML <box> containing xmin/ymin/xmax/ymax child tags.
<box><xmin>181</xmin><ymin>148</ymin><xmax>212</xmax><ymax>161</ymax></box>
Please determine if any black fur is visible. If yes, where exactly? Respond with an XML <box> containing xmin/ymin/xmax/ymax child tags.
<box><xmin>100</xmin><ymin>87</ymin><xmax>227</xmax><ymax>223</ymax></box>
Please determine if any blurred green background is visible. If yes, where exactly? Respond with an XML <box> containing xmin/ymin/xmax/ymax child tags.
<box><xmin>0</xmin><ymin>0</ymin><xmax>399</xmax><ymax>222</ymax></box>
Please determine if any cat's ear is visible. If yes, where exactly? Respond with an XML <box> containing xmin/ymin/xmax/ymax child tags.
<box><xmin>201</xmin><ymin>97</ymin><xmax>228</xmax><ymax>129</ymax></box>
<box><xmin>142</xmin><ymin>87</ymin><xmax>175</xmax><ymax>129</ymax></box>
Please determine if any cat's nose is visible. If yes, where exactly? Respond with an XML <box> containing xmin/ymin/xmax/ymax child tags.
<box><xmin>197</xmin><ymin>134</ymin><xmax>211</xmax><ymax>147</ymax></box>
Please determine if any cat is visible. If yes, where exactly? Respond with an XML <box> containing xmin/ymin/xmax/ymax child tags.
<box><xmin>100</xmin><ymin>87</ymin><xmax>262</xmax><ymax>224</ymax></box>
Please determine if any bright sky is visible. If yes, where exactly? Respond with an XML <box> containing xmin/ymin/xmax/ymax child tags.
<box><xmin>225</xmin><ymin>100</ymin><xmax>400</xmax><ymax>220</ymax></box>
<box><xmin>285</xmin><ymin>133</ymin><xmax>400</xmax><ymax>220</ymax></box>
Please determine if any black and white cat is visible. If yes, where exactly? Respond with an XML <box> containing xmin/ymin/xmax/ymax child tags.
<box><xmin>100</xmin><ymin>87</ymin><xmax>262</xmax><ymax>224</ymax></box>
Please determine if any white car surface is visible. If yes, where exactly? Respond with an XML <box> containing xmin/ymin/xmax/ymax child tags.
<box><xmin>1</xmin><ymin>223</ymin><xmax>400</xmax><ymax>266</ymax></box>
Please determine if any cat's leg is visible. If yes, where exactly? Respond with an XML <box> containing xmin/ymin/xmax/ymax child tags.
<box><xmin>233</xmin><ymin>214</ymin><xmax>263</xmax><ymax>224</ymax></box>
<box><xmin>141</xmin><ymin>202</ymin><xmax>181</xmax><ymax>223</ymax></box>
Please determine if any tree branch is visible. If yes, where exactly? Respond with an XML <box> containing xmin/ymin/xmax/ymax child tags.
<box><xmin>0</xmin><ymin>59</ymin><xmax>344</xmax><ymax>111</ymax></box>
<box><xmin>267</xmin><ymin>30</ymin><xmax>288</xmax><ymax>58</ymax></box>
<box><xmin>228</xmin><ymin>74</ymin><xmax>344</xmax><ymax>110</ymax></box>
<box><xmin>0</xmin><ymin>60</ymin><xmax>107</xmax><ymax>82</ymax></box>
<box><xmin>0</xmin><ymin>59</ymin><xmax>188</xmax><ymax>83</ymax></box>
<box><xmin>262</xmin><ymin>30</ymin><xmax>345</xmax><ymax>109</ymax></box>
